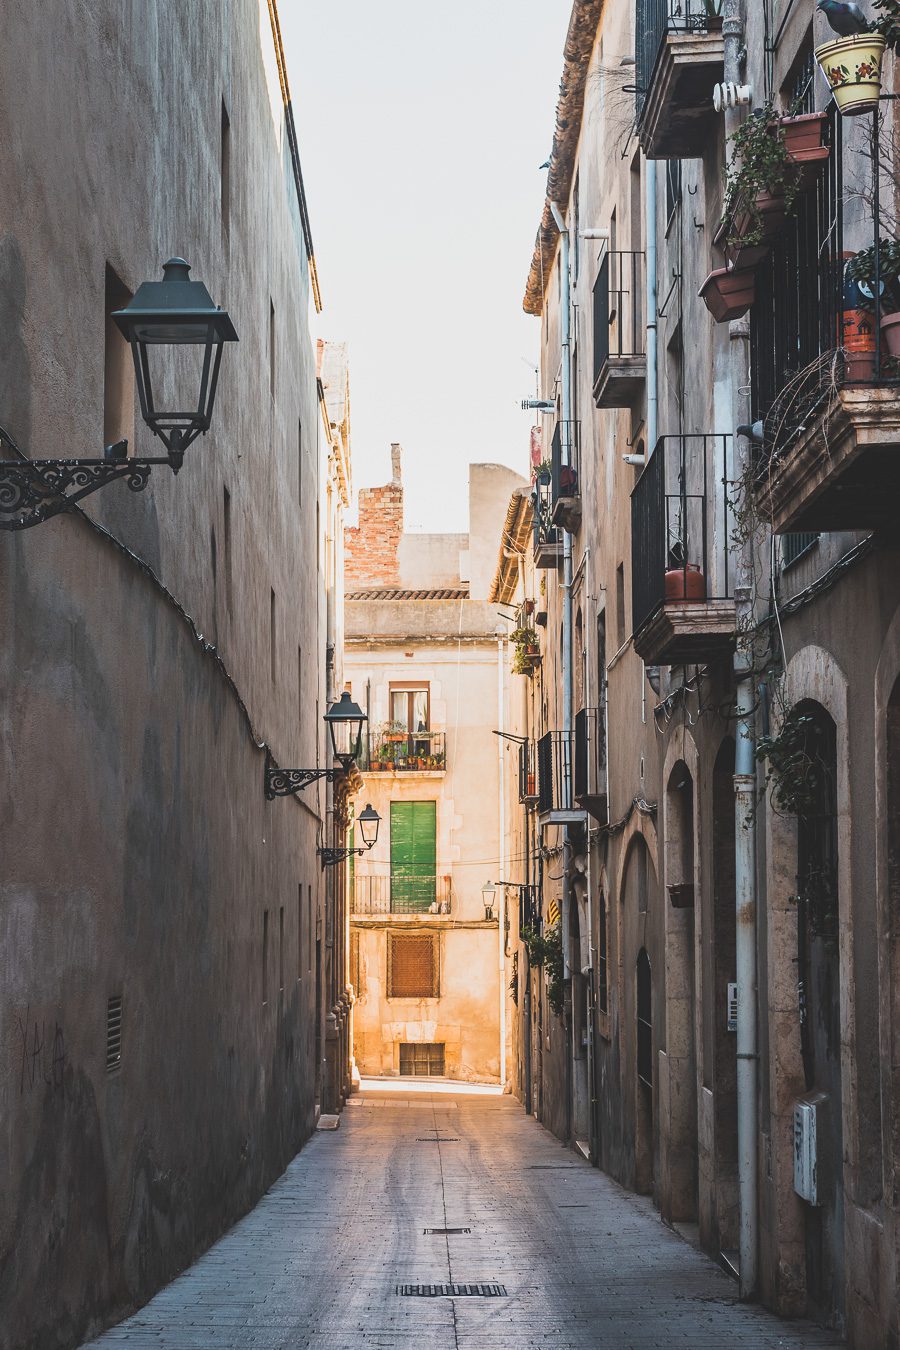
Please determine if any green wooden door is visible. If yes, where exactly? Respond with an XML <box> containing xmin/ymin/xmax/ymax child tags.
<box><xmin>390</xmin><ymin>801</ymin><xmax>436</xmax><ymax>913</ymax></box>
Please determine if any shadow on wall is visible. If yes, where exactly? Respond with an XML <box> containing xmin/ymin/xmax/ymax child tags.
<box><xmin>0</xmin><ymin>234</ymin><xmax>31</xmax><ymax>450</ymax></box>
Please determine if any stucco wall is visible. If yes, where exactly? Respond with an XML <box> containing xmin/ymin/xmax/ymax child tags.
<box><xmin>0</xmin><ymin>4</ymin><xmax>324</xmax><ymax>1346</ymax></box>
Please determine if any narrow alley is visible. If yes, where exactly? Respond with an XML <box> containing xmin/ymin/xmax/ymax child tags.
<box><xmin>84</xmin><ymin>1087</ymin><xmax>841</xmax><ymax>1350</ymax></box>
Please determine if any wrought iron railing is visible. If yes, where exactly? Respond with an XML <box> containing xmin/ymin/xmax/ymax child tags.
<box><xmin>635</xmin><ymin>0</ymin><xmax>720</xmax><ymax>119</ymax></box>
<box><xmin>550</xmin><ymin>420</ymin><xmax>580</xmax><ymax>506</ymax></box>
<box><xmin>630</xmin><ymin>435</ymin><xmax>734</xmax><ymax>637</ymax></box>
<box><xmin>574</xmin><ymin>707</ymin><xmax>606</xmax><ymax>799</ymax></box>
<box><xmin>751</xmin><ymin>103</ymin><xmax>900</xmax><ymax>476</ymax></box>
<box><xmin>519</xmin><ymin>883</ymin><xmax>542</xmax><ymax>934</ymax></box>
<box><xmin>518</xmin><ymin>740</ymin><xmax>539</xmax><ymax>805</ymax></box>
<box><xmin>350</xmin><ymin>873</ymin><xmax>452</xmax><ymax>916</ymax></box>
<box><xmin>532</xmin><ymin>472</ymin><xmax>560</xmax><ymax>557</ymax></box>
<box><xmin>537</xmin><ymin>730</ymin><xmax>574</xmax><ymax>815</ymax></box>
<box><xmin>365</xmin><ymin>731</ymin><xmax>446</xmax><ymax>772</ymax></box>
<box><xmin>593</xmin><ymin>250</ymin><xmax>645</xmax><ymax>383</ymax></box>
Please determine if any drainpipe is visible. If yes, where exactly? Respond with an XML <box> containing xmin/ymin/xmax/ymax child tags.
<box><xmin>550</xmin><ymin>199</ymin><xmax>575</xmax><ymax>1144</ymax></box>
<box><xmin>725</xmin><ymin>0</ymin><xmax>758</xmax><ymax>1301</ymax></box>
<box><xmin>645</xmin><ymin>157</ymin><xmax>658</xmax><ymax>455</ymax></box>
<box><xmin>498</xmin><ymin>633</ymin><xmax>508</xmax><ymax>1090</ymax></box>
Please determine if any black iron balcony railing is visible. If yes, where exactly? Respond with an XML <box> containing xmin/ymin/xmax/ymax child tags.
<box><xmin>532</xmin><ymin>471</ymin><xmax>562</xmax><ymax>564</ymax></box>
<box><xmin>366</xmin><ymin>731</ymin><xmax>446</xmax><ymax>772</ymax></box>
<box><xmin>537</xmin><ymin>730</ymin><xmax>574</xmax><ymax>816</ymax></box>
<box><xmin>630</xmin><ymin>435</ymin><xmax>734</xmax><ymax>637</ymax></box>
<box><xmin>751</xmin><ymin>103</ymin><xmax>900</xmax><ymax>484</ymax></box>
<box><xmin>350</xmin><ymin>873</ymin><xmax>452</xmax><ymax>916</ymax></box>
<box><xmin>636</xmin><ymin>0</ymin><xmax>720</xmax><ymax>118</ymax></box>
<box><xmin>518</xmin><ymin>740</ymin><xmax>539</xmax><ymax>805</ymax></box>
<box><xmin>574</xmin><ymin>707</ymin><xmax>606</xmax><ymax>802</ymax></box>
<box><xmin>519</xmin><ymin>883</ymin><xmax>542</xmax><ymax>934</ymax></box>
<box><xmin>593</xmin><ymin>250</ymin><xmax>645</xmax><ymax>383</ymax></box>
<box><xmin>551</xmin><ymin>420</ymin><xmax>580</xmax><ymax>503</ymax></box>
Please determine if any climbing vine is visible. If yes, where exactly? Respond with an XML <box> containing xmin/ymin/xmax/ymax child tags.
<box><xmin>521</xmin><ymin>922</ymin><xmax>565</xmax><ymax>1017</ymax></box>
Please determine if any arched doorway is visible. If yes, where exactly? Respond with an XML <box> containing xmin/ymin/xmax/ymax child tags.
<box><xmin>794</xmin><ymin>701</ymin><xmax>843</xmax><ymax>1326</ymax></box>
<box><xmin>636</xmin><ymin>946</ymin><xmax>653</xmax><ymax>1194</ymax></box>
<box><xmin>663</xmin><ymin>762</ymin><xmax>698</xmax><ymax>1222</ymax></box>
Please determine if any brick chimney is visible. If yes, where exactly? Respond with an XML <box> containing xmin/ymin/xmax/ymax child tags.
<box><xmin>344</xmin><ymin>443</ymin><xmax>404</xmax><ymax>589</ymax></box>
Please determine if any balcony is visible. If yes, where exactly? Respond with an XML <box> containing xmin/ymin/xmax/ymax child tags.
<box><xmin>350</xmin><ymin>873</ymin><xmax>453</xmax><ymax>917</ymax></box>
<box><xmin>518</xmin><ymin>740</ymin><xmax>539</xmax><ymax>807</ymax></box>
<box><xmin>636</xmin><ymin>0</ymin><xmax>724</xmax><ymax>160</ymax></box>
<box><xmin>550</xmin><ymin>420</ymin><xmax>581</xmax><ymax>533</ymax></box>
<box><xmin>747</xmin><ymin>103</ymin><xmax>900</xmax><ymax>530</ymax></box>
<box><xmin>593</xmin><ymin>251</ymin><xmax>646</xmax><ymax>408</ymax></box>
<box><xmin>631</xmin><ymin>435</ymin><xmax>735</xmax><ymax>666</ymax></box>
<box><xmin>537</xmin><ymin>730</ymin><xmax>587</xmax><ymax>827</ymax></box>
<box><xmin>532</xmin><ymin>472</ymin><xmax>563</xmax><ymax>569</ymax></box>
<box><xmin>574</xmin><ymin>708</ymin><xmax>608</xmax><ymax>824</ymax></box>
<box><xmin>365</xmin><ymin>731</ymin><xmax>446</xmax><ymax>773</ymax></box>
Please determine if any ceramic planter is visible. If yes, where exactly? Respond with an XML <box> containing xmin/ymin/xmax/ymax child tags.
<box><xmin>780</xmin><ymin>111</ymin><xmax>830</xmax><ymax>188</ymax></box>
<box><xmin>699</xmin><ymin>266</ymin><xmax>756</xmax><ymax>322</ymax></box>
<box><xmin>815</xmin><ymin>32</ymin><xmax>886</xmax><ymax>116</ymax></box>
<box><xmin>843</xmin><ymin>307</ymin><xmax>876</xmax><ymax>381</ymax></box>
<box><xmin>717</xmin><ymin>190</ymin><xmax>786</xmax><ymax>269</ymax></box>
<box><xmin>881</xmin><ymin>311</ymin><xmax>900</xmax><ymax>359</ymax></box>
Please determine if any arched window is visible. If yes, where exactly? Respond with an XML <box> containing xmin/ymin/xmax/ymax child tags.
<box><xmin>598</xmin><ymin>890</ymin><xmax>608</xmax><ymax>1014</ymax></box>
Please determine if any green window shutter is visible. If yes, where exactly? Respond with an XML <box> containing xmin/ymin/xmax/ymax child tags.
<box><xmin>390</xmin><ymin>801</ymin><xmax>436</xmax><ymax>913</ymax></box>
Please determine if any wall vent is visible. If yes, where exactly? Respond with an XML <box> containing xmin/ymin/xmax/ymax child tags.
<box><xmin>106</xmin><ymin>995</ymin><xmax>123</xmax><ymax>1073</ymax></box>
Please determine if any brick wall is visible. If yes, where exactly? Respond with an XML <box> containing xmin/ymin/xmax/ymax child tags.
<box><xmin>345</xmin><ymin>443</ymin><xmax>404</xmax><ymax>588</ymax></box>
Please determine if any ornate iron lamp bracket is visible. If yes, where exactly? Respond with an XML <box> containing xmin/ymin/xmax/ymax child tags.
<box><xmin>0</xmin><ymin>432</ymin><xmax>176</xmax><ymax>531</ymax></box>
<box><xmin>264</xmin><ymin>754</ymin><xmax>342</xmax><ymax>799</ymax></box>
<box><xmin>318</xmin><ymin>845</ymin><xmax>368</xmax><ymax>869</ymax></box>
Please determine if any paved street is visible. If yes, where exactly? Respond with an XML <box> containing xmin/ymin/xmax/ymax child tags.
<box><xmin>85</xmin><ymin>1084</ymin><xmax>842</xmax><ymax>1350</ymax></box>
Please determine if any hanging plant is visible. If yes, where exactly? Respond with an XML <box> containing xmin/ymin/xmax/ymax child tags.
<box><xmin>756</xmin><ymin>708</ymin><xmax>821</xmax><ymax>817</ymax></box>
<box><xmin>722</xmin><ymin>103</ymin><xmax>800</xmax><ymax>251</ymax></box>
<box><xmin>521</xmin><ymin>922</ymin><xmax>565</xmax><ymax>1016</ymax></box>
<box><xmin>873</xmin><ymin>0</ymin><xmax>900</xmax><ymax>52</ymax></box>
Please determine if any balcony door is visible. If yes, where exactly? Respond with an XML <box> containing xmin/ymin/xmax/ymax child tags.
<box><xmin>390</xmin><ymin>800</ymin><xmax>436</xmax><ymax>913</ymax></box>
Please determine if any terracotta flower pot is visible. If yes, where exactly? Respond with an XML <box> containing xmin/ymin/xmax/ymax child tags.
<box><xmin>881</xmin><ymin>312</ymin><xmax>900</xmax><ymax>359</ymax></box>
<box><xmin>780</xmin><ymin>112</ymin><xmax>830</xmax><ymax>188</ymax></box>
<box><xmin>843</xmin><ymin>307</ymin><xmax>876</xmax><ymax>381</ymax></box>
<box><xmin>699</xmin><ymin>267</ymin><xmax>756</xmax><ymax>322</ymax></box>
<box><xmin>664</xmin><ymin>564</ymin><xmax>707</xmax><ymax>603</ymax></box>
<box><xmin>718</xmin><ymin>191</ymin><xmax>786</xmax><ymax>269</ymax></box>
<box><xmin>815</xmin><ymin>32</ymin><xmax>886</xmax><ymax>117</ymax></box>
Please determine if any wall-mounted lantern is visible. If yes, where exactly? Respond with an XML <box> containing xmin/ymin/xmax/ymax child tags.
<box><xmin>482</xmin><ymin>880</ymin><xmax>498</xmax><ymax>921</ymax></box>
<box><xmin>0</xmin><ymin>258</ymin><xmax>237</xmax><ymax>530</ymax></box>
<box><xmin>319</xmin><ymin>803</ymin><xmax>381</xmax><ymax>869</ymax></box>
<box><xmin>265</xmin><ymin>692</ymin><xmax>367</xmax><ymax>798</ymax></box>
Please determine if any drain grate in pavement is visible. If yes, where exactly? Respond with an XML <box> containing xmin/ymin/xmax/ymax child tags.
<box><xmin>416</xmin><ymin>1137</ymin><xmax>459</xmax><ymax>1142</ymax></box>
<box><xmin>527</xmin><ymin>1163</ymin><xmax>581</xmax><ymax>1169</ymax></box>
<box><xmin>423</xmin><ymin>1227</ymin><xmax>471</xmax><ymax>1234</ymax></box>
<box><xmin>397</xmin><ymin>1283</ymin><xmax>507</xmax><ymax>1298</ymax></box>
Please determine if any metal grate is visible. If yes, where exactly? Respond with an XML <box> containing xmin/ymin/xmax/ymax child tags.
<box><xmin>389</xmin><ymin>935</ymin><xmax>439</xmax><ymax>999</ymax></box>
<box><xmin>397</xmin><ymin>1283</ymin><xmax>507</xmax><ymax>1298</ymax></box>
<box><xmin>424</xmin><ymin>1227</ymin><xmax>471</xmax><ymax>1234</ymax></box>
<box><xmin>416</xmin><ymin>1137</ymin><xmax>459</xmax><ymax>1142</ymax></box>
<box><xmin>106</xmin><ymin>995</ymin><xmax>123</xmax><ymax>1074</ymax></box>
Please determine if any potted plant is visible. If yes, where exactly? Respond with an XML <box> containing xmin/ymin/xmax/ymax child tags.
<box><xmin>383</xmin><ymin>719</ymin><xmax>407</xmax><ymax>744</ymax></box>
<box><xmin>721</xmin><ymin>104</ymin><xmax>801</xmax><ymax>254</ymax></box>
<box><xmin>846</xmin><ymin>238</ymin><xmax>900</xmax><ymax>361</ymax></box>
<box><xmin>815</xmin><ymin>29</ymin><xmax>886</xmax><ymax>117</ymax></box>
<box><xmin>702</xmin><ymin>0</ymin><xmax>724</xmax><ymax>30</ymax></box>
<box><xmin>699</xmin><ymin>265</ymin><xmax>756</xmax><ymax>322</ymax></box>
<box><xmin>533</xmin><ymin>458</ymin><xmax>551</xmax><ymax>486</ymax></box>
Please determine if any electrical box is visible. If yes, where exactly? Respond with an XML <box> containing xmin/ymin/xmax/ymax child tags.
<box><xmin>793</xmin><ymin>1092</ymin><xmax>829</xmax><ymax>1206</ymax></box>
<box><xmin>727</xmin><ymin>982</ymin><xmax>737</xmax><ymax>1033</ymax></box>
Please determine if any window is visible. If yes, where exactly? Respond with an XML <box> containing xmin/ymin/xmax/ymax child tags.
<box><xmin>223</xmin><ymin>487</ymin><xmax>233</xmax><ymax>616</ymax></box>
<box><xmin>665</xmin><ymin>160</ymin><xmax>681</xmax><ymax>228</ymax></box>
<box><xmin>221</xmin><ymin>99</ymin><xmax>231</xmax><ymax>239</ymax></box>
<box><xmin>106</xmin><ymin>995</ymin><xmax>123</xmax><ymax>1074</ymax></box>
<box><xmin>388</xmin><ymin>933</ymin><xmax>439</xmax><ymax>998</ymax></box>
<box><xmin>637</xmin><ymin>948</ymin><xmax>652</xmax><ymax>1088</ymax></box>
<box><xmin>616</xmin><ymin>563</ymin><xmax>626</xmax><ymax>647</ymax></box>
<box><xmin>279</xmin><ymin>906</ymin><xmax>284</xmax><ymax>992</ymax></box>
<box><xmin>297</xmin><ymin>884</ymin><xmax>303</xmax><ymax>980</ymax></box>
<box><xmin>399</xmin><ymin>1043</ymin><xmax>445</xmax><ymax>1076</ymax></box>
<box><xmin>269</xmin><ymin>299</ymin><xmax>276</xmax><ymax>398</ymax></box>
<box><xmin>270</xmin><ymin>588</ymin><xmax>277</xmax><ymax>684</ymax></box>
<box><xmin>390</xmin><ymin>685</ymin><xmax>430</xmax><ymax>732</ymax></box>
<box><xmin>104</xmin><ymin>266</ymin><xmax>134</xmax><ymax>448</ymax></box>
<box><xmin>298</xmin><ymin>418</ymin><xmax>303</xmax><ymax>505</ymax></box>
<box><xmin>390</xmin><ymin>801</ymin><xmax>437</xmax><ymax>913</ymax></box>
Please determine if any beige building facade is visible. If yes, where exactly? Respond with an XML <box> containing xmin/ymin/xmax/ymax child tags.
<box><xmin>344</xmin><ymin>451</ymin><xmax>524</xmax><ymax>1084</ymax></box>
<box><xmin>504</xmin><ymin>0</ymin><xmax>900</xmax><ymax>1344</ymax></box>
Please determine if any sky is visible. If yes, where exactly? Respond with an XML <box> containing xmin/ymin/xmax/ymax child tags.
<box><xmin>283</xmin><ymin>1</ymin><xmax>571</xmax><ymax>532</ymax></box>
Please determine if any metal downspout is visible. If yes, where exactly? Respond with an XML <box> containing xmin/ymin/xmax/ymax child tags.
<box><xmin>645</xmin><ymin>156</ymin><xmax>658</xmax><ymax>454</ymax></box>
<box><xmin>498</xmin><ymin>634</ymin><xmax>508</xmax><ymax>1090</ymax></box>
<box><xmin>724</xmin><ymin>0</ymin><xmax>758</xmax><ymax>1300</ymax></box>
<box><xmin>550</xmin><ymin>199</ymin><xmax>575</xmax><ymax>1144</ymax></box>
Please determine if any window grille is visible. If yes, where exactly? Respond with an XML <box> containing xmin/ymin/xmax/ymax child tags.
<box><xmin>782</xmin><ymin>532</ymin><xmax>819</xmax><ymax>569</ymax></box>
<box><xmin>106</xmin><ymin>995</ymin><xmax>123</xmax><ymax>1074</ymax></box>
<box><xmin>388</xmin><ymin>933</ymin><xmax>439</xmax><ymax>999</ymax></box>
<box><xmin>399</xmin><ymin>1042</ymin><xmax>445</xmax><ymax>1076</ymax></box>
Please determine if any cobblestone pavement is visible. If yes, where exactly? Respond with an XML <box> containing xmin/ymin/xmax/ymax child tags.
<box><xmin>84</xmin><ymin>1085</ymin><xmax>843</xmax><ymax>1349</ymax></box>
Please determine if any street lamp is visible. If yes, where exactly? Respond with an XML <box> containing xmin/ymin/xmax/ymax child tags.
<box><xmin>265</xmin><ymin>692</ymin><xmax>368</xmax><ymax>798</ymax></box>
<box><xmin>319</xmin><ymin>803</ymin><xmax>381</xmax><ymax>868</ymax></box>
<box><xmin>482</xmin><ymin>880</ymin><xmax>498</xmax><ymax>921</ymax></box>
<box><xmin>0</xmin><ymin>258</ymin><xmax>237</xmax><ymax>530</ymax></box>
